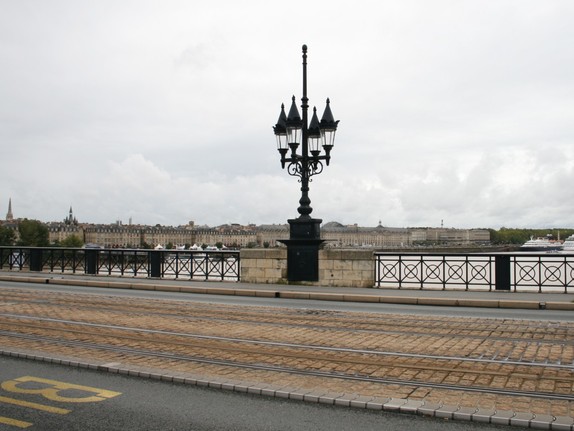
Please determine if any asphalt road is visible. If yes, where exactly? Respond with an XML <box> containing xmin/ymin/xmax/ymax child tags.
<box><xmin>0</xmin><ymin>356</ymin><xmax>528</xmax><ymax>431</ymax></box>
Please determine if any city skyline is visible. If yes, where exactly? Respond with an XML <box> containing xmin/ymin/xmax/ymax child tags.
<box><xmin>1</xmin><ymin>2</ymin><xmax>573</xmax><ymax>229</ymax></box>
<box><xmin>2</xmin><ymin>198</ymin><xmax>572</xmax><ymax>231</ymax></box>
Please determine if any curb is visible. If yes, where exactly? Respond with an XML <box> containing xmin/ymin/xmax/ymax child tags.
<box><xmin>2</xmin><ymin>274</ymin><xmax>574</xmax><ymax>310</ymax></box>
<box><xmin>2</xmin><ymin>348</ymin><xmax>571</xmax><ymax>430</ymax></box>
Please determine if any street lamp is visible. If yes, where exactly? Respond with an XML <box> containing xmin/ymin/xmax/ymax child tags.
<box><xmin>273</xmin><ymin>44</ymin><xmax>339</xmax><ymax>282</ymax></box>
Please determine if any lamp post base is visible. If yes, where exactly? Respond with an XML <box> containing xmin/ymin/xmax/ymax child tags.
<box><xmin>278</xmin><ymin>217</ymin><xmax>324</xmax><ymax>282</ymax></box>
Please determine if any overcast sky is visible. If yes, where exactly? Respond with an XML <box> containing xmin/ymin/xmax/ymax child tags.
<box><xmin>1</xmin><ymin>1</ymin><xmax>573</xmax><ymax>229</ymax></box>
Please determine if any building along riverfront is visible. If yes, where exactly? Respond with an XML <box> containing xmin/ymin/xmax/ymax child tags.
<box><xmin>2</xmin><ymin>203</ymin><xmax>490</xmax><ymax>249</ymax></box>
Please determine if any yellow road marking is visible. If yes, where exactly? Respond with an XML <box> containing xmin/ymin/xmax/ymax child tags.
<box><xmin>0</xmin><ymin>395</ymin><xmax>71</xmax><ymax>414</ymax></box>
<box><xmin>0</xmin><ymin>416</ymin><xmax>33</xmax><ymax>428</ymax></box>
<box><xmin>2</xmin><ymin>376</ymin><xmax>121</xmax><ymax>403</ymax></box>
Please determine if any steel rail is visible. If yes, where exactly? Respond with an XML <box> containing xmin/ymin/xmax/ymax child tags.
<box><xmin>3</xmin><ymin>286</ymin><xmax>572</xmax><ymax>333</ymax></box>
<box><xmin>1</xmin><ymin>329</ymin><xmax>572</xmax><ymax>403</ymax></box>
<box><xmin>0</xmin><ymin>294</ymin><xmax>571</xmax><ymax>345</ymax></box>
<box><xmin>1</xmin><ymin>313</ymin><xmax>572</xmax><ymax>371</ymax></box>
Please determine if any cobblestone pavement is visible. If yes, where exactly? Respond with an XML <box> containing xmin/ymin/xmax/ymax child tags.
<box><xmin>1</xmin><ymin>287</ymin><xmax>573</xmax><ymax>429</ymax></box>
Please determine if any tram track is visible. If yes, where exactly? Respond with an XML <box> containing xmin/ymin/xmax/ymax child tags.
<box><xmin>2</xmin><ymin>299</ymin><xmax>574</xmax><ymax>367</ymax></box>
<box><xmin>2</xmin><ymin>289</ymin><xmax>574</xmax><ymax>345</ymax></box>
<box><xmin>1</xmin><ymin>312</ymin><xmax>573</xmax><ymax>371</ymax></box>
<box><xmin>1</xmin><ymin>313</ymin><xmax>574</xmax><ymax>402</ymax></box>
<box><xmin>1</xmin><ymin>328</ymin><xmax>573</xmax><ymax>403</ymax></box>
<box><xmin>2</xmin><ymin>287</ymin><xmax>574</xmax><ymax>412</ymax></box>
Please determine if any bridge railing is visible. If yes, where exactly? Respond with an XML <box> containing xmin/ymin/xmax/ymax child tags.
<box><xmin>0</xmin><ymin>247</ymin><xmax>240</xmax><ymax>282</ymax></box>
<box><xmin>3</xmin><ymin>247</ymin><xmax>573</xmax><ymax>291</ymax></box>
<box><xmin>374</xmin><ymin>252</ymin><xmax>574</xmax><ymax>293</ymax></box>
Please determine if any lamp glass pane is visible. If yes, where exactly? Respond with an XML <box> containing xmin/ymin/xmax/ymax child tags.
<box><xmin>276</xmin><ymin>133</ymin><xmax>287</xmax><ymax>150</ymax></box>
<box><xmin>287</xmin><ymin>126</ymin><xmax>302</xmax><ymax>145</ymax></box>
<box><xmin>309</xmin><ymin>135</ymin><xmax>321</xmax><ymax>152</ymax></box>
<box><xmin>321</xmin><ymin>129</ymin><xmax>336</xmax><ymax>147</ymax></box>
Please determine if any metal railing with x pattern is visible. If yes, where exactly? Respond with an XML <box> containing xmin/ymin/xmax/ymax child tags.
<box><xmin>375</xmin><ymin>252</ymin><xmax>574</xmax><ymax>292</ymax></box>
<box><xmin>0</xmin><ymin>247</ymin><xmax>240</xmax><ymax>282</ymax></box>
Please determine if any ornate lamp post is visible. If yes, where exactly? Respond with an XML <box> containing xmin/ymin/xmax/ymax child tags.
<box><xmin>273</xmin><ymin>45</ymin><xmax>339</xmax><ymax>282</ymax></box>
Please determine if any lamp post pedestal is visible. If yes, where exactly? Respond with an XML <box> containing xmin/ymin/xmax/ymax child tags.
<box><xmin>279</xmin><ymin>217</ymin><xmax>324</xmax><ymax>282</ymax></box>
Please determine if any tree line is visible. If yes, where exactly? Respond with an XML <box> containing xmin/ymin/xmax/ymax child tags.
<box><xmin>0</xmin><ymin>219</ymin><xmax>82</xmax><ymax>247</ymax></box>
<box><xmin>488</xmin><ymin>228</ymin><xmax>574</xmax><ymax>245</ymax></box>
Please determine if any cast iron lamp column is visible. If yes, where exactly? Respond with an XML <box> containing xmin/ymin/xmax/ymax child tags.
<box><xmin>273</xmin><ymin>44</ymin><xmax>339</xmax><ymax>282</ymax></box>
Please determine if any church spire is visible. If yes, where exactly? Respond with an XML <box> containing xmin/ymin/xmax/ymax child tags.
<box><xmin>6</xmin><ymin>198</ymin><xmax>13</xmax><ymax>221</ymax></box>
<box><xmin>64</xmin><ymin>205</ymin><xmax>78</xmax><ymax>225</ymax></box>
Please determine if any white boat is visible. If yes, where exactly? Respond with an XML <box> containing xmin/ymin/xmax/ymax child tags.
<box><xmin>562</xmin><ymin>235</ymin><xmax>574</xmax><ymax>252</ymax></box>
<box><xmin>520</xmin><ymin>235</ymin><xmax>563</xmax><ymax>252</ymax></box>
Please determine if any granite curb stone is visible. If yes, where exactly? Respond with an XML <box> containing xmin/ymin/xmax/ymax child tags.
<box><xmin>453</xmin><ymin>406</ymin><xmax>479</xmax><ymax>421</ymax></box>
<box><xmin>382</xmin><ymin>398</ymin><xmax>407</xmax><ymax>411</ymax></box>
<box><xmin>552</xmin><ymin>416</ymin><xmax>574</xmax><ymax>431</ymax></box>
<box><xmin>472</xmin><ymin>407</ymin><xmax>497</xmax><ymax>423</ymax></box>
<box><xmin>510</xmin><ymin>412</ymin><xmax>535</xmax><ymax>427</ymax></box>
<box><xmin>491</xmin><ymin>409</ymin><xmax>516</xmax><ymax>425</ymax></box>
<box><xmin>317</xmin><ymin>393</ymin><xmax>345</xmax><ymax>405</ymax></box>
<box><xmin>399</xmin><ymin>399</ymin><xmax>425</xmax><ymax>414</ymax></box>
<box><xmin>417</xmin><ymin>401</ymin><xmax>443</xmax><ymax>417</ymax></box>
<box><xmin>531</xmin><ymin>414</ymin><xmax>555</xmax><ymax>430</ymax></box>
<box><xmin>434</xmin><ymin>404</ymin><xmax>459</xmax><ymax>419</ymax></box>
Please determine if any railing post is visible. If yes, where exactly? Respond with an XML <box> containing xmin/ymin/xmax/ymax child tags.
<box><xmin>495</xmin><ymin>254</ymin><xmax>511</xmax><ymax>291</ymax></box>
<box><xmin>29</xmin><ymin>248</ymin><xmax>43</xmax><ymax>271</ymax></box>
<box><xmin>375</xmin><ymin>254</ymin><xmax>380</xmax><ymax>287</ymax></box>
<box><xmin>86</xmin><ymin>249</ymin><xmax>98</xmax><ymax>275</ymax></box>
<box><xmin>150</xmin><ymin>250</ymin><xmax>162</xmax><ymax>278</ymax></box>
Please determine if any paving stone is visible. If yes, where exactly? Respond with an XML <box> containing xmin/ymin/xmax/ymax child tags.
<box><xmin>303</xmin><ymin>392</ymin><xmax>325</xmax><ymax>403</ymax></box>
<box><xmin>183</xmin><ymin>377</ymin><xmax>198</xmax><ymax>385</ymax></box>
<box><xmin>233</xmin><ymin>383</ymin><xmax>249</xmax><ymax>393</ymax></box>
<box><xmin>260</xmin><ymin>388</ymin><xmax>276</xmax><ymax>397</ymax></box>
<box><xmin>349</xmin><ymin>396</ymin><xmax>374</xmax><ymax>409</ymax></box>
<box><xmin>435</xmin><ymin>404</ymin><xmax>459</xmax><ymax>420</ymax></box>
<box><xmin>250</xmin><ymin>384</ymin><xmax>269</xmax><ymax>395</ymax></box>
<box><xmin>334</xmin><ymin>394</ymin><xmax>358</xmax><ymax>407</ymax></box>
<box><xmin>160</xmin><ymin>374</ymin><xmax>173</xmax><ymax>382</ymax></box>
<box><xmin>399</xmin><ymin>399</ymin><xmax>425</xmax><ymax>414</ymax></box>
<box><xmin>149</xmin><ymin>372</ymin><xmax>163</xmax><ymax>380</ymax></box>
<box><xmin>417</xmin><ymin>402</ymin><xmax>442</xmax><ymax>417</ymax></box>
<box><xmin>318</xmin><ymin>393</ymin><xmax>344</xmax><ymax>405</ymax></box>
<box><xmin>551</xmin><ymin>416</ymin><xmax>574</xmax><ymax>431</ymax></box>
<box><xmin>453</xmin><ymin>406</ymin><xmax>478</xmax><ymax>421</ymax></box>
<box><xmin>274</xmin><ymin>388</ymin><xmax>294</xmax><ymax>399</ymax></box>
<box><xmin>510</xmin><ymin>412</ymin><xmax>534</xmax><ymax>428</ymax></box>
<box><xmin>207</xmin><ymin>380</ymin><xmax>223</xmax><ymax>389</ymax></box>
<box><xmin>171</xmin><ymin>374</ymin><xmax>187</xmax><ymax>384</ymax></box>
<box><xmin>491</xmin><ymin>409</ymin><xmax>515</xmax><ymax>425</ymax></box>
<box><xmin>383</xmin><ymin>398</ymin><xmax>408</xmax><ymax>411</ymax></box>
<box><xmin>530</xmin><ymin>414</ymin><xmax>554</xmax><ymax>430</ymax></box>
<box><xmin>366</xmin><ymin>397</ymin><xmax>390</xmax><ymax>410</ymax></box>
<box><xmin>289</xmin><ymin>389</ymin><xmax>312</xmax><ymax>401</ymax></box>
<box><xmin>247</xmin><ymin>385</ymin><xmax>263</xmax><ymax>395</ymax></box>
<box><xmin>472</xmin><ymin>408</ymin><xmax>496</xmax><ymax>423</ymax></box>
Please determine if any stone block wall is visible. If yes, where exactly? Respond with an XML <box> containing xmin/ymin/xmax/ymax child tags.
<box><xmin>318</xmin><ymin>249</ymin><xmax>374</xmax><ymax>287</ymax></box>
<box><xmin>240</xmin><ymin>248</ymin><xmax>288</xmax><ymax>284</ymax></box>
<box><xmin>240</xmin><ymin>248</ymin><xmax>375</xmax><ymax>287</ymax></box>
